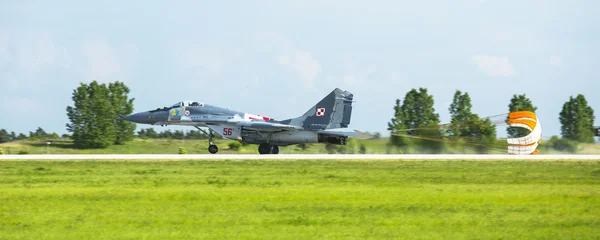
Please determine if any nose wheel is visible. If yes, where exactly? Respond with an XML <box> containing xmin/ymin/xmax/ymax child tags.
<box><xmin>258</xmin><ymin>143</ymin><xmax>279</xmax><ymax>154</ymax></box>
<box><xmin>208</xmin><ymin>145</ymin><xmax>218</xmax><ymax>154</ymax></box>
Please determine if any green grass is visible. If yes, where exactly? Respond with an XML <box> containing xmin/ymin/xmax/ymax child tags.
<box><xmin>1</xmin><ymin>160</ymin><xmax>599</xmax><ymax>239</ymax></box>
<box><xmin>1</xmin><ymin>137</ymin><xmax>598</xmax><ymax>155</ymax></box>
<box><xmin>0</xmin><ymin>137</ymin><xmax>391</xmax><ymax>154</ymax></box>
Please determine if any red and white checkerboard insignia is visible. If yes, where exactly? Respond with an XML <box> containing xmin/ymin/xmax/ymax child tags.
<box><xmin>316</xmin><ymin>108</ymin><xmax>325</xmax><ymax>116</ymax></box>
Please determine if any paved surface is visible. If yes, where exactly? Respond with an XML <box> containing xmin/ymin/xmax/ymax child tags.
<box><xmin>1</xmin><ymin>154</ymin><xmax>599</xmax><ymax>160</ymax></box>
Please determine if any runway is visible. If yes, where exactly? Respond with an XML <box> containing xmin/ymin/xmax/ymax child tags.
<box><xmin>1</xmin><ymin>154</ymin><xmax>599</xmax><ymax>161</ymax></box>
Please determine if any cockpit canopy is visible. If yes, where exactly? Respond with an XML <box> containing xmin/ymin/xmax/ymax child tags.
<box><xmin>170</xmin><ymin>101</ymin><xmax>204</xmax><ymax>108</ymax></box>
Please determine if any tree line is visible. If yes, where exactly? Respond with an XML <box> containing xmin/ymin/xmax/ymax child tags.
<box><xmin>2</xmin><ymin>81</ymin><xmax>597</xmax><ymax>152</ymax></box>
<box><xmin>387</xmin><ymin>88</ymin><xmax>597</xmax><ymax>153</ymax></box>
<box><xmin>0</xmin><ymin>127</ymin><xmax>64</xmax><ymax>143</ymax></box>
<box><xmin>0</xmin><ymin>126</ymin><xmax>218</xmax><ymax>144</ymax></box>
<box><xmin>137</xmin><ymin>128</ymin><xmax>221</xmax><ymax>140</ymax></box>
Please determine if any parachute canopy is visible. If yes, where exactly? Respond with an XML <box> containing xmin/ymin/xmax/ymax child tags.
<box><xmin>506</xmin><ymin>111</ymin><xmax>542</xmax><ymax>155</ymax></box>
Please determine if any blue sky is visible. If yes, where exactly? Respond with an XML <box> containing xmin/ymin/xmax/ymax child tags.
<box><xmin>1</xmin><ymin>0</ymin><xmax>598</xmax><ymax>139</ymax></box>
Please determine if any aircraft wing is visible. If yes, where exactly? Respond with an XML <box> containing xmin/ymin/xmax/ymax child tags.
<box><xmin>235</xmin><ymin>121</ymin><xmax>304</xmax><ymax>132</ymax></box>
<box><xmin>236</xmin><ymin>122</ymin><xmax>359</xmax><ymax>135</ymax></box>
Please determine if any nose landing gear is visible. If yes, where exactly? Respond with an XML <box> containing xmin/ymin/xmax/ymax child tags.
<box><xmin>195</xmin><ymin>126</ymin><xmax>218</xmax><ymax>154</ymax></box>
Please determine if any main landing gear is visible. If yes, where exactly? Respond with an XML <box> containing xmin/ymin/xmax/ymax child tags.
<box><xmin>195</xmin><ymin>126</ymin><xmax>218</xmax><ymax>154</ymax></box>
<box><xmin>193</xmin><ymin>127</ymin><xmax>278</xmax><ymax>155</ymax></box>
<box><xmin>258</xmin><ymin>143</ymin><xmax>279</xmax><ymax>154</ymax></box>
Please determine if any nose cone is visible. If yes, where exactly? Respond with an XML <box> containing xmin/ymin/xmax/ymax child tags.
<box><xmin>125</xmin><ymin>112</ymin><xmax>149</xmax><ymax>124</ymax></box>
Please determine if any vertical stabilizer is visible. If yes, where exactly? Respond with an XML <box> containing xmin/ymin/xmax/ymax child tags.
<box><xmin>279</xmin><ymin>88</ymin><xmax>354</xmax><ymax>130</ymax></box>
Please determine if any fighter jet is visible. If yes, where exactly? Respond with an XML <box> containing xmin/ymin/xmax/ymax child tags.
<box><xmin>125</xmin><ymin>88</ymin><xmax>356</xmax><ymax>154</ymax></box>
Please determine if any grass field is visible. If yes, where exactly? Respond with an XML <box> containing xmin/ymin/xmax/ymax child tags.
<box><xmin>1</xmin><ymin>160</ymin><xmax>599</xmax><ymax>239</ymax></box>
<box><xmin>2</xmin><ymin>137</ymin><xmax>599</xmax><ymax>155</ymax></box>
<box><xmin>0</xmin><ymin>137</ymin><xmax>392</xmax><ymax>154</ymax></box>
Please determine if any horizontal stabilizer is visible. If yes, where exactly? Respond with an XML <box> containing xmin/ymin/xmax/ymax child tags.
<box><xmin>316</xmin><ymin>128</ymin><xmax>357</xmax><ymax>137</ymax></box>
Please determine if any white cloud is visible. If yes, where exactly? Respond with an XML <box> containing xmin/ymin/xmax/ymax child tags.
<box><xmin>549</xmin><ymin>56</ymin><xmax>562</xmax><ymax>66</ymax></box>
<box><xmin>81</xmin><ymin>39</ymin><xmax>133</xmax><ymax>83</ymax></box>
<box><xmin>278</xmin><ymin>50</ymin><xmax>321</xmax><ymax>88</ymax></box>
<box><xmin>471</xmin><ymin>55</ymin><xmax>516</xmax><ymax>77</ymax></box>
<box><xmin>254</xmin><ymin>32</ymin><xmax>321</xmax><ymax>89</ymax></box>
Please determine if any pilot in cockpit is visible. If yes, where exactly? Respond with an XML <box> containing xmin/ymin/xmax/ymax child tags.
<box><xmin>190</xmin><ymin>102</ymin><xmax>204</xmax><ymax>107</ymax></box>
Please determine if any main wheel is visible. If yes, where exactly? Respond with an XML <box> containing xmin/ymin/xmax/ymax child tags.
<box><xmin>258</xmin><ymin>143</ymin><xmax>271</xmax><ymax>154</ymax></box>
<box><xmin>208</xmin><ymin>145</ymin><xmax>218</xmax><ymax>154</ymax></box>
<box><xmin>271</xmin><ymin>145</ymin><xmax>279</xmax><ymax>154</ymax></box>
<box><xmin>340</xmin><ymin>137</ymin><xmax>347</xmax><ymax>145</ymax></box>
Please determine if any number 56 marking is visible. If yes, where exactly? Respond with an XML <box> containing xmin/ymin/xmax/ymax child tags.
<box><xmin>223</xmin><ymin>128</ymin><xmax>233</xmax><ymax>136</ymax></box>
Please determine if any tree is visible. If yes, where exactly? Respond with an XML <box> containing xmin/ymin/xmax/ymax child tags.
<box><xmin>559</xmin><ymin>94</ymin><xmax>595</xmax><ymax>143</ymax></box>
<box><xmin>0</xmin><ymin>129</ymin><xmax>9</xmax><ymax>143</ymax></box>
<box><xmin>66</xmin><ymin>81</ymin><xmax>130</xmax><ymax>148</ymax></box>
<box><xmin>448</xmin><ymin>90</ymin><xmax>497</xmax><ymax>153</ymax></box>
<box><xmin>448</xmin><ymin>90</ymin><xmax>474</xmax><ymax>137</ymax></box>
<box><xmin>66</xmin><ymin>83</ymin><xmax>90</xmax><ymax>146</ymax></box>
<box><xmin>108</xmin><ymin>82</ymin><xmax>136</xmax><ymax>144</ymax></box>
<box><xmin>186</xmin><ymin>130</ymin><xmax>207</xmax><ymax>139</ymax></box>
<box><xmin>462</xmin><ymin>116</ymin><xmax>497</xmax><ymax>153</ymax></box>
<box><xmin>34</xmin><ymin>127</ymin><xmax>47</xmax><ymax>137</ymax></box>
<box><xmin>145</xmin><ymin>128</ymin><xmax>159</xmax><ymax>138</ymax></box>
<box><xmin>372</xmin><ymin>132</ymin><xmax>381</xmax><ymax>139</ymax></box>
<box><xmin>387</xmin><ymin>99</ymin><xmax>408</xmax><ymax>146</ymax></box>
<box><xmin>507</xmin><ymin>94</ymin><xmax>537</xmax><ymax>138</ymax></box>
<box><xmin>87</xmin><ymin>81</ymin><xmax>116</xmax><ymax>148</ymax></box>
<box><xmin>387</xmin><ymin>88</ymin><xmax>442</xmax><ymax>152</ymax></box>
<box><xmin>173</xmin><ymin>130</ymin><xmax>185</xmax><ymax>139</ymax></box>
<box><xmin>137</xmin><ymin>128</ymin><xmax>147</xmax><ymax>138</ymax></box>
<box><xmin>159</xmin><ymin>130</ymin><xmax>173</xmax><ymax>139</ymax></box>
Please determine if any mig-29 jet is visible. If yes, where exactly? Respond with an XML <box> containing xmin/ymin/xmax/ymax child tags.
<box><xmin>125</xmin><ymin>88</ymin><xmax>356</xmax><ymax>154</ymax></box>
